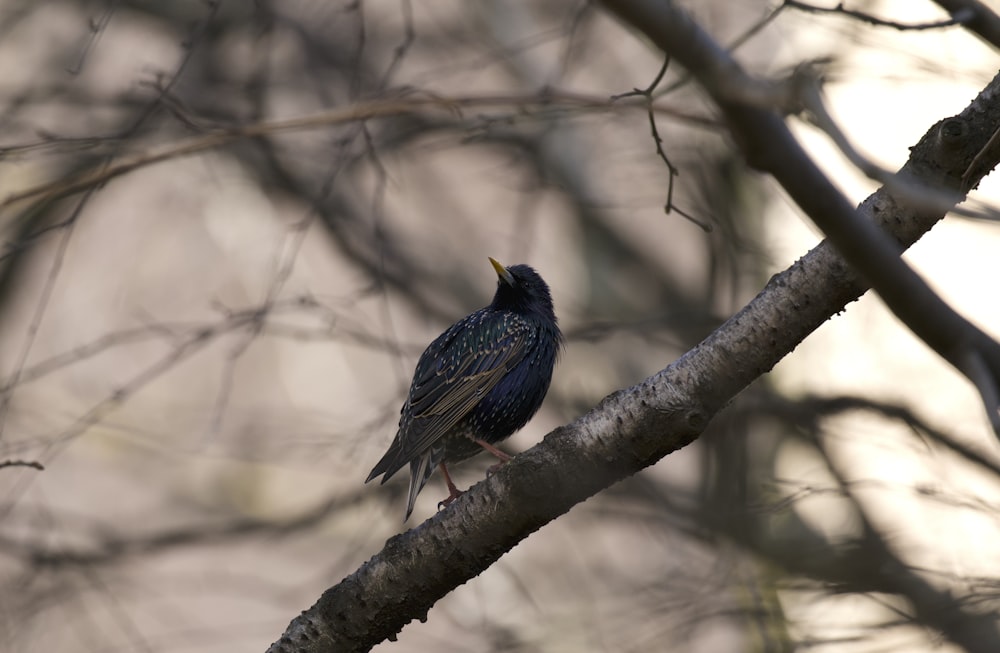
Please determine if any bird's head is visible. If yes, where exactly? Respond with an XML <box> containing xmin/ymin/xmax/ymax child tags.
<box><xmin>488</xmin><ymin>257</ymin><xmax>557</xmax><ymax>324</ymax></box>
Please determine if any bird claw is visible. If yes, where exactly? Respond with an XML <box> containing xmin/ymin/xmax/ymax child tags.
<box><xmin>437</xmin><ymin>489</ymin><xmax>464</xmax><ymax>511</ymax></box>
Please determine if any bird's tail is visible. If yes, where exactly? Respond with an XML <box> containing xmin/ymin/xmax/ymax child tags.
<box><xmin>404</xmin><ymin>453</ymin><xmax>436</xmax><ymax>521</ymax></box>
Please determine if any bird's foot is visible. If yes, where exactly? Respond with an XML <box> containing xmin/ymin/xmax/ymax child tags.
<box><xmin>437</xmin><ymin>488</ymin><xmax>464</xmax><ymax>511</ymax></box>
<box><xmin>437</xmin><ymin>462</ymin><xmax>464</xmax><ymax>511</ymax></box>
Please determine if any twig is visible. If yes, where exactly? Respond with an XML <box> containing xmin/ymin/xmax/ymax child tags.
<box><xmin>613</xmin><ymin>57</ymin><xmax>713</xmax><ymax>231</ymax></box>
<box><xmin>784</xmin><ymin>1</ymin><xmax>972</xmax><ymax>31</ymax></box>
<box><xmin>67</xmin><ymin>0</ymin><xmax>120</xmax><ymax>75</ymax></box>
<box><xmin>0</xmin><ymin>460</ymin><xmax>44</xmax><ymax>470</ymax></box>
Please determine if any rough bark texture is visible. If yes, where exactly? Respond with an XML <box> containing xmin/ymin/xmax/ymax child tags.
<box><xmin>267</xmin><ymin>5</ymin><xmax>1000</xmax><ymax>653</ymax></box>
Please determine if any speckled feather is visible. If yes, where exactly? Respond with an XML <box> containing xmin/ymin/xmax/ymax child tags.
<box><xmin>366</xmin><ymin>262</ymin><xmax>562</xmax><ymax>520</ymax></box>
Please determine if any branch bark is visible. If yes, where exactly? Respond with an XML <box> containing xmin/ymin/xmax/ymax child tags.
<box><xmin>267</xmin><ymin>5</ymin><xmax>1000</xmax><ymax>652</ymax></box>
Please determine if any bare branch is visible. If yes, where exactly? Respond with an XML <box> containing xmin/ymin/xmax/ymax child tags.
<box><xmin>67</xmin><ymin>0</ymin><xmax>120</xmax><ymax>75</ymax></box>
<box><xmin>613</xmin><ymin>56</ymin><xmax>714</xmax><ymax>232</ymax></box>
<box><xmin>0</xmin><ymin>191</ymin><xmax>87</xmax><ymax>438</ymax></box>
<box><xmin>0</xmin><ymin>489</ymin><xmax>376</xmax><ymax>568</ymax></box>
<box><xmin>931</xmin><ymin>0</ymin><xmax>1000</xmax><ymax>50</ymax></box>
<box><xmin>0</xmin><ymin>460</ymin><xmax>43</xmax><ymax>471</ymax></box>
<box><xmin>796</xmin><ymin>71</ymin><xmax>998</xmax><ymax>221</ymax></box>
<box><xmin>784</xmin><ymin>1</ymin><xmax>973</xmax><ymax>31</ymax></box>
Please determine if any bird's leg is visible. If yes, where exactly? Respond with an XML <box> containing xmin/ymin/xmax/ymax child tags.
<box><xmin>474</xmin><ymin>438</ymin><xmax>512</xmax><ymax>461</ymax></box>
<box><xmin>437</xmin><ymin>462</ymin><xmax>464</xmax><ymax>510</ymax></box>
<box><xmin>474</xmin><ymin>438</ymin><xmax>512</xmax><ymax>476</ymax></box>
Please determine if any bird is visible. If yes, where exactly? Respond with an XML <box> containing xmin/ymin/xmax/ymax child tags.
<box><xmin>366</xmin><ymin>257</ymin><xmax>562</xmax><ymax>520</ymax></box>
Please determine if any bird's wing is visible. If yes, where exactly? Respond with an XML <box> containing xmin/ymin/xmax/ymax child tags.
<box><xmin>392</xmin><ymin>311</ymin><xmax>533</xmax><ymax>464</ymax></box>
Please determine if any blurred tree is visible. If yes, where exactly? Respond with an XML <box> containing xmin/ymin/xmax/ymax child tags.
<box><xmin>1</xmin><ymin>1</ymin><xmax>999</xmax><ymax>653</ymax></box>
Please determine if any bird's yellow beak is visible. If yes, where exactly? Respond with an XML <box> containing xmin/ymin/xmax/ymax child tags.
<box><xmin>489</xmin><ymin>257</ymin><xmax>515</xmax><ymax>286</ymax></box>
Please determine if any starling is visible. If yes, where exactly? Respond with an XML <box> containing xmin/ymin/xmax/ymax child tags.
<box><xmin>366</xmin><ymin>257</ymin><xmax>562</xmax><ymax>520</ymax></box>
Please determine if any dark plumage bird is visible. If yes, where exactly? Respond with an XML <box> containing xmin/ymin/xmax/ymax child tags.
<box><xmin>366</xmin><ymin>258</ymin><xmax>562</xmax><ymax>520</ymax></box>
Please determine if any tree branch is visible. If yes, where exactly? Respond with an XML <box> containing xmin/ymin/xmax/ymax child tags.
<box><xmin>784</xmin><ymin>1</ymin><xmax>973</xmax><ymax>31</ymax></box>
<box><xmin>931</xmin><ymin>0</ymin><xmax>1000</xmax><ymax>50</ymax></box>
<box><xmin>0</xmin><ymin>459</ymin><xmax>43</xmax><ymax>471</ymax></box>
